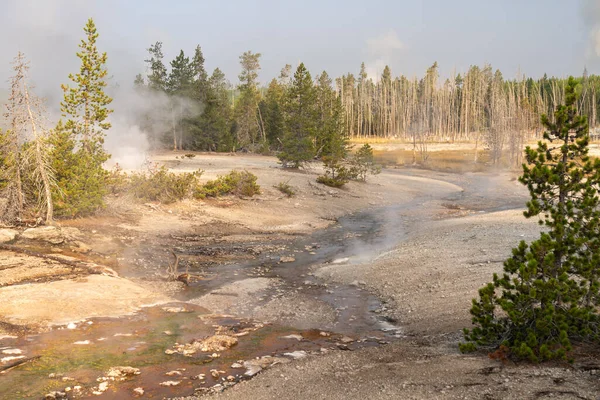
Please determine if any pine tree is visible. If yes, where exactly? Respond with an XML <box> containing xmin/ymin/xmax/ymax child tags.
<box><xmin>51</xmin><ymin>18</ymin><xmax>113</xmax><ymax>217</ymax></box>
<box><xmin>234</xmin><ymin>51</ymin><xmax>262</xmax><ymax>148</ymax></box>
<box><xmin>167</xmin><ymin>50</ymin><xmax>195</xmax><ymax>149</ymax></box>
<box><xmin>259</xmin><ymin>78</ymin><xmax>286</xmax><ymax>150</ymax></box>
<box><xmin>278</xmin><ymin>63</ymin><xmax>316</xmax><ymax>168</ymax></box>
<box><xmin>461</xmin><ymin>77</ymin><xmax>600</xmax><ymax>362</ymax></box>
<box><xmin>145</xmin><ymin>41</ymin><xmax>168</xmax><ymax>92</ymax></box>
<box><xmin>195</xmin><ymin>68</ymin><xmax>233</xmax><ymax>151</ymax></box>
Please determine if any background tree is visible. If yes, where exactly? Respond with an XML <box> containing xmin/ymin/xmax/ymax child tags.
<box><xmin>461</xmin><ymin>77</ymin><xmax>600</xmax><ymax>362</ymax></box>
<box><xmin>259</xmin><ymin>78</ymin><xmax>286</xmax><ymax>151</ymax></box>
<box><xmin>278</xmin><ymin>63</ymin><xmax>316</xmax><ymax>168</ymax></box>
<box><xmin>234</xmin><ymin>51</ymin><xmax>262</xmax><ymax>148</ymax></box>
<box><xmin>167</xmin><ymin>49</ymin><xmax>194</xmax><ymax>150</ymax></box>
<box><xmin>199</xmin><ymin>68</ymin><xmax>233</xmax><ymax>151</ymax></box>
<box><xmin>145</xmin><ymin>41</ymin><xmax>168</xmax><ymax>92</ymax></box>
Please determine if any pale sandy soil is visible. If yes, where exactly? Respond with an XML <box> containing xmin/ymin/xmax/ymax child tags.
<box><xmin>215</xmin><ymin>205</ymin><xmax>600</xmax><ymax>400</ymax></box>
<box><xmin>0</xmin><ymin>274</ymin><xmax>172</xmax><ymax>327</ymax></box>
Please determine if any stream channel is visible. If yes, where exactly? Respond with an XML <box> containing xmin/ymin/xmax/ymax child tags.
<box><xmin>0</xmin><ymin>168</ymin><xmax>524</xmax><ymax>399</ymax></box>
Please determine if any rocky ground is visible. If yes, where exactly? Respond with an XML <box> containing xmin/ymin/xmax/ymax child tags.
<box><xmin>1</xmin><ymin>151</ymin><xmax>599</xmax><ymax>399</ymax></box>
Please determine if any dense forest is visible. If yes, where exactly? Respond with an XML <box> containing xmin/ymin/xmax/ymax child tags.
<box><xmin>134</xmin><ymin>42</ymin><xmax>600</xmax><ymax>166</ymax></box>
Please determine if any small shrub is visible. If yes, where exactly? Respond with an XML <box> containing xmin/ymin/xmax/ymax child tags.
<box><xmin>127</xmin><ymin>166</ymin><xmax>203</xmax><ymax>203</ymax></box>
<box><xmin>195</xmin><ymin>170</ymin><xmax>261</xmax><ymax>199</ymax></box>
<box><xmin>348</xmin><ymin>143</ymin><xmax>381</xmax><ymax>182</ymax></box>
<box><xmin>316</xmin><ymin>174</ymin><xmax>348</xmax><ymax>188</ymax></box>
<box><xmin>274</xmin><ymin>181</ymin><xmax>295</xmax><ymax>197</ymax></box>
<box><xmin>318</xmin><ymin>157</ymin><xmax>350</xmax><ymax>188</ymax></box>
<box><xmin>184</xmin><ymin>153</ymin><xmax>196</xmax><ymax>159</ymax></box>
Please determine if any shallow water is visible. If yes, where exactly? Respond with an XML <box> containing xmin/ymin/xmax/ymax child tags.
<box><xmin>374</xmin><ymin>148</ymin><xmax>496</xmax><ymax>173</ymax></box>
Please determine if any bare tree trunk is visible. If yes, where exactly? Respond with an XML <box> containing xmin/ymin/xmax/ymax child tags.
<box><xmin>23</xmin><ymin>82</ymin><xmax>53</xmax><ymax>224</ymax></box>
<box><xmin>171</xmin><ymin>103</ymin><xmax>177</xmax><ymax>151</ymax></box>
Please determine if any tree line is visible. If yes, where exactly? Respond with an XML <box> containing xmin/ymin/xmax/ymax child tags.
<box><xmin>136</xmin><ymin>44</ymin><xmax>351</xmax><ymax>170</ymax></box>
<box><xmin>134</xmin><ymin>46</ymin><xmax>600</xmax><ymax>167</ymax></box>
<box><xmin>337</xmin><ymin>63</ymin><xmax>600</xmax><ymax>165</ymax></box>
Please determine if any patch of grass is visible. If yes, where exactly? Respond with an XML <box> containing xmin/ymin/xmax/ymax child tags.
<box><xmin>195</xmin><ymin>170</ymin><xmax>261</xmax><ymax>199</ymax></box>
<box><xmin>274</xmin><ymin>181</ymin><xmax>295</xmax><ymax>197</ymax></box>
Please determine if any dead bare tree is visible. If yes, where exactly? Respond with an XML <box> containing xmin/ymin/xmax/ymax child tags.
<box><xmin>5</xmin><ymin>52</ymin><xmax>55</xmax><ymax>224</ymax></box>
<box><xmin>1</xmin><ymin>55</ymin><xmax>27</xmax><ymax>224</ymax></box>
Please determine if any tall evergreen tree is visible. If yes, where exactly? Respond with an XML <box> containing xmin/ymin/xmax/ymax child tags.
<box><xmin>192</xmin><ymin>68</ymin><xmax>233</xmax><ymax>151</ymax></box>
<box><xmin>278</xmin><ymin>63</ymin><xmax>316</xmax><ymax>168</ymax></box>
<box><xmin>259</xmin><ymin>78</ymin><xmax>286</xmax><ymax>150</ymax></box>
<box><xmin>234</xmin><ymin>51</ymin><xmax>261</xmax><ymax>148</ymax></box>
<box><xmin>145</xmin><ymin>41</ymin><xmax>168</xmax><ymax>92</ymax></box>
<box><xmin>461</xmin><ymin>77</ymin><xmax>600</xmax><ymax>362</ymax></box>
<box><xmin>51</xmin><ymin>18</ymin><xmax>113</xmax><ymax>217</ymax></box>
<box><xmin>167</xmin><ymin>50</ymin><xmax>195</xmax><ymax>149</ymax></box>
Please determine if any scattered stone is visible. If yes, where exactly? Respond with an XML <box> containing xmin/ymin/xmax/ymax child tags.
<box><xmin>283</xmin><ymin>350</ymin><xmax>307</xmax><ymax>360</ymax></box>
<box><xmin>226</xmin><ymin>375</ymin><xmax>236</xmax><ymax>382</ymax></box>
<box><xmin>332</xmin><ymin>257</ymin><xmax>349</xmax><ymax>264</ymax></box>
<box><xmin>114</xmin><ymin>333</ymin><xmax>133</xmax><ymax>337</ymax></box>
<box><xmin>231</xmin><ymin>362</ymin><xmax>244</xmax><ymax>369</ymax></box>
<box><xmin>92</xmin><ymin>381</ymin><xmax>109</xmax><ymax>395</ymax></box>
<box><xmin>337</xmin><ymin>343</ymin><xmax>351</xmax><ymax>351</ymax></box>
<box><xmin>211</xmin><ymin>369</ymin><xmax>225</xmax><ymax>378</ymax></box>
<box><xmin>1</xmin><ymin>355</ymin><xmax>25</xmax><ymax>363</ymax></box>
<box><xmin>159</xmin><ymin>381</ymin><xmax>181</xmax><ymax>387</ymax></box>
<box><xmin>166</xmin><ymin>335</ymin><xmax>237</xmax><ymax>356</ymax></box>
<box><xmin>165</xmin><ymin>370</ymin><xmax>182</xmax><ymax>376</ymax></box>
<box><xmin>191</xmin><ymin>373</ymin><xmax>206</xmax><ymax>380</ymax></box>
<box><xmin>67</xmin><ymin>323</ymin><xmax>77</xmax><ymax>329</ymax></box>
<box><xmin>244</xmin><ymin>365</ymin><xmax>262</xmax><ymax>377</ymax></box>
<box><xmin>340</xmin><ymin>336</ymin><xmax>354</xmax><ymax>344</ymax></box>
<box><xmin>0</xmin><ymin>229</ymin><xmax>18</xmax><ymax>243</ymax></box>
<box><xmin>1</xmin><ymin>348</ymin><xmax>22</xmax><ymax>355</ymax></box>
<box><xmin>162</xmin><ymin>306</ymin><xmax>189</xmax><ymax>313</ymax></box>
<box><xmin>200</xmin><ymin>335</ymin><xmax>238</xmax><ymax>352</ymax></box>
<box><xmin>279</xmin><ymin>256</ymin><xmax>295</xmax><ymax>263</ymax></box>
<box><xmin>163</xmin><ymin>330</ymin><xmax>173</xmax><ymax>335</ymax></box>
<box><xmin>61</xmin><ymin>377</ymin><xmax>75</xmax><ymax>382</ymax></box>
<box><xmin>73</xmin><ymin>340</ymin><xmax>90</xmax><ymax>345</ymax></box>
<box><xmin>44</xmin><ymin>391</ymin><xmax>67</xmax><ymax>400</ymax></box>
<box><xmin>133</xmin><ymin>387</ymin><xmax>144</xmax><ymax>396</ymax></box>
<box><xmin>106</xmin><ymin>366</ymin><xmax>141</xmax><ymax>381</ymax></box>
<box><xmin>319</xmin><ymin>331</ymin><xmax>330</xmax><ymax>337</ymax></box>
<box><xmin>281</xmin><ymin>334</ymin><xmax>303</xmax><ymax>341</ymax></box>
